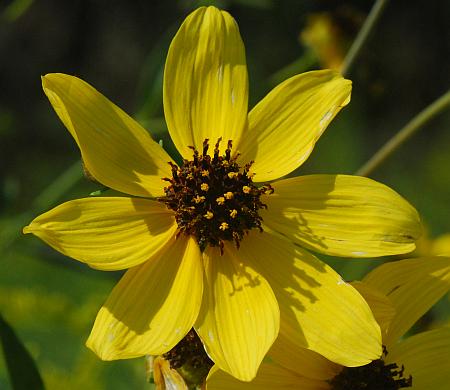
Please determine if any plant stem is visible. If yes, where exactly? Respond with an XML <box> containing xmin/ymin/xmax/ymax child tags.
<box><xmin>356</xmin><ymin>89</ymin><xmax>450</xmax><ymax>176</ymax></box>
<box><xmin>341</xmin><ymin>0</ymin><xmax>389</xmax><ymax>77</ymax></box>
<box><xmin>33</xmin><ymin>159</ymin><xmax>82</xmax><ymax>210</ymax></box>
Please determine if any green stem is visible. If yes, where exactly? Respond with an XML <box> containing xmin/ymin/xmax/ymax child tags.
<box><xmin>32</xmin><ymin>159</ymin><xmax>82</xmax><ymax>209</ymax></box>
<box><xmin>356</xmin><ymin>89</ymin><xmax>450</xmax><ymax>176</ymax></box>
<box><xmin>341</xmin><ymin>0</ymin><xmax>389</xmax><ymax>77</ymax></box>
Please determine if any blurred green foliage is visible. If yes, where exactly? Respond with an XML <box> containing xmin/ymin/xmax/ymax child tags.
<box><xmin>0</xmin><ymin>312</ymin><xmax>44</xmax><ymax>389</ymax></box>
<box><xmin>0</xmin><ymin>0</ymin><xmax>449</xmax><ymax>388</ymax></box>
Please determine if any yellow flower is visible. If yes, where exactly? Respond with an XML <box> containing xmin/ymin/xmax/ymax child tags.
<box><xmin>301</xmin><ymin>13</ymin><xmax>346</xmax><ymax>71</ymax></box>
<box><xmin>431</xmin><ymin>234</ymin><xmax>450</xmax><ymax>255</ymax></box>
<box><xmin>148</xmin><ymin>356</ymin><xmax>189</xmax><ymax>390</ymax></box>
<box><xmin>207</xmin><ymin>256</ymin><xmax>450</xmax><ymax>389</ymax></box>
<box><xmin>23</xmin><ymin>6</ymin><xmax>422</xmax><ymax>381</ymax></box>
<box><xmin>414</xmin><ymin>227</ymin><xmax>450</xmax><ymax>256</ymax></box>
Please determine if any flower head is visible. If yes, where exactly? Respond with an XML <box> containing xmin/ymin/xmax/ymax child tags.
<box><xmin>24</xmin><ymin>6</ymin><xmax>422</xmax><ymax>381</ymax></box>
<box><xmin>207</xmin><ymin>256</ymin><xmax>450</xmax><ymax>389</ymax></box>
<box><xmin>160</xmin><ymin>138</ymin><xmax>272</xmax><ymax>251</ymax></box>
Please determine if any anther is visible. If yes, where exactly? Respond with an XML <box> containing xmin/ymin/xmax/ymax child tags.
<box><xmin>159</xmin><ymin>138</ymin><xmax>273</xmax><ymax>252</ymax></box>
<box><xmin>219</xmin><ymin>222</ymin><xmax>229</xmax><ymax>231</ymax></box>
<box><xmin>193</xmin><ymin>196</ymin><xmax>205</xmax><ymax>204</ymax></box>
<box><xmin>224</xmin><ymin>191</ymin><xmax>234</xmax><ymax>200</ymax></box>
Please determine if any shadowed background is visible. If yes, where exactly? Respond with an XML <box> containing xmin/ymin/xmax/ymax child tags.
<box><xmin>0</xmin><ymin>0</ymin><xmax>449</xmax><ymax>388</ymax></box>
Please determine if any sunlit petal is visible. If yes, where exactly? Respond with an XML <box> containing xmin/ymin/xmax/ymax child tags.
<box><xmin>164</xmin><ymin>6</ymin><xmax>248</xmax><ymax>158</ymax></box>
<box><xmin>86</xmin><ymin>236</ymin><xmax>203</xmax><ymax>359</ymax></box>
<box><xmin>238</xmin><ymin>70</ymin><xmax>351</xmax><ymax>182</ymax></box>
<box><xmin>363</xmin><ymin>256</ymin><xmax>450</xmax><ymax>345</ymax></box>
<box><xmin>238</xmin><ymin>230</ymin><xmax>382</xmax><ymax>367</ymax></box>
<box><xmin>23</xmin><ymin>197</ymin><xmax>176</xmax><ymax>270</ymax></box>
<box><xmin>195</xmin><ymin>245</ymin><xmax>279</xmax><ymax>381</ymax></box>
<box><xmin>385</xmin><ymin>328</ymin><xmax>450</xmax><ymax>390</ymax></box>
<box><xmin>263</xmin><ymin>174</ymin><xmax>422</xmax><ymax>257</ymax></box>
<box><xmin>42</xmin><ymin>73</ymin><xmax>172</xmax><ymax>197</ymax></box>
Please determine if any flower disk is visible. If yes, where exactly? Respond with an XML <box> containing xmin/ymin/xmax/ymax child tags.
<box><xmin>329</xmin><ymin>347</ymin><xmax>412</xmax><ymax>390</ymax></box>
<box><xmin>159</xmin><ymin>138</ymin><xmax>273</xmax><ymax>252</ymax></box>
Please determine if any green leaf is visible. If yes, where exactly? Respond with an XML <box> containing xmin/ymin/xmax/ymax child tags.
<box><xmin>0</xmin><ymin>313</ymin><xmax>45</xmax><ymax>390</ymax></box>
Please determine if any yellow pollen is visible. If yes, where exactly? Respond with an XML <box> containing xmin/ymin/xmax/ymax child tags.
<box><xmin>200</xmin><ymin>183</ymin><xmax>209</xmax><ymax>191</ymax></box>
<box><xmin>219</xmin><ymin>222</ymin><xmax>229</xmax><ymax>231</ymax></box>
<box><xmin>242</xmin><ymin>186</ymin><xmax>251</xmax><ymax>194</ymax></box>
<box><xmin>227</xmin><ymin>172</ymin><xmax>238</xmax><ymax>179</ymax></box>
<box><xmin>193</xmin><ymin>195</ymin><xmax>205</xmax><ymax>204</ymax></box>
<box><xmin>224</xmin><ymin>191</ymin><xmax>234</xmax><ymax>200</ymax></box>
<box><xmin>201</xmin><ymin>170</ymin><xmax>209</xmax><ymax>177</ymax></box>
<box><xmin>216</xmin><ymin>196</ymin><xmax>225</xmax><ymax>205</ymax></box>
<box><xmin>230</xmin><ymin>209</ymin><xmax>238</xmax><ymax>218</ymax></box>
<box><xmin>204</xmin><ymin>211</ymin><xmax>214</xmax><ymax>220</ymax></box>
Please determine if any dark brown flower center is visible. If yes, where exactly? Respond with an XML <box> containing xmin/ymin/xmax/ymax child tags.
<box><xmin>329</xmin><ymin>347</ymin><xmax>412</xmax><ymax>390</ymax></box>
<box><xmin>159</xmin><ymin>138</ymin><xmax>273</xmax><ymax>252</ymax></box>
<box><xmin>163</xmin><ymin>329</ymin><xmax>213</xmax><ymax>371</ymax></box>
<box><xmin>163</xmin><ymin>329</ymin><xmax>213</xmax><ymax>387</ymax></box>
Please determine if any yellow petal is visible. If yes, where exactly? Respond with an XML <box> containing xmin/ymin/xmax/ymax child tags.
<box><xmin>238</xmin><ymin>230</ymin><xmax>381</xmax><ymax>367</ymax></box>
<box><xmin>164</xmin><ymin>6</ymin><xmax>248</xmax><ymax>158</ymax></box>
<box><xmin>152</xmin><ymin>356</ymin><xmax>189</xmax><ymax>390</ymax></box>
<box><xmin>195</xmin><ymin>244</ymin><xmax>279</xmax><ymax>381</ymax></box>
<box><xmin>262</xmin><ymin>174</ymin><xmax>422</xmax><ymax>257</ymax></box>
<box><xmin>363</xmin><ymin>256</ymin><xmax>450</xmax><ymax>345</ymax></box>
<box><xmin>237</xmin><ymin>70</ymin><xmax>351</xmax><ymax>182</ymax></box>
<box><xmin>23</xmin><ymin>197</ymin><xmax>177</xmax><ymax>270</ymax></box>
<box><xmin>431</xmin><ymin>233</ymin><xmax>450</xmax><ymax>255</ymax></box>
<box><xmin>269</xmin><ymin>335</ymin><xmax>340</xmax><ymax>381</ymax></box>
<box><xmin>351</xmin><ymin>281</ymin><xmax>396</xmax><ymax>341</ymax></box>
<box><xmin>385</xmin><ymin>328</ymin><xmax>450</xmax><ymax>390</ymax></box>
<box><xmin>42</xmin><ymin>73</ymin><xmax>173</xmax><ymax>197</ymax></box>
<box><xmin>86</xmin><ymin>236</ymin><xmax>203</xmax><ymax>359</ymax></box>
<box><xmin>206</xmin><ymin>363</ymin><xmax>328</xmax><ymax>390</ymax></box>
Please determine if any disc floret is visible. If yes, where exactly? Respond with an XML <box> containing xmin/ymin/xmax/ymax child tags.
<box><xmin>329</xmin><ymin>346</ymin><xmax>412</xmax><ymax>390</ymax></box>
<box><xmin>163</xmin><ymin>329</ymin><xmax>213</xmax><ymax>387</ymax></box>
<box><xmin>159</xmin><ymin>138</ymin><xmax>273</xmax><ymax>252</ymax></box>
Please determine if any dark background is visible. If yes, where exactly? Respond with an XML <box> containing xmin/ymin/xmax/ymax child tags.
<box><xmin>1</xmin><ymin>0</ymin><xmax>449</xmax><ymax>388</ymax></box>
